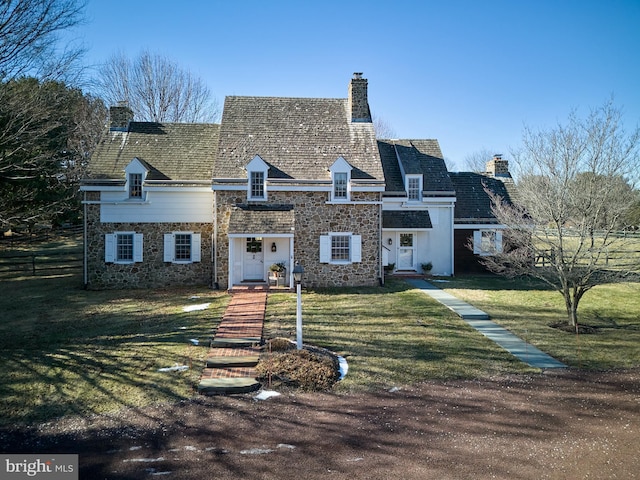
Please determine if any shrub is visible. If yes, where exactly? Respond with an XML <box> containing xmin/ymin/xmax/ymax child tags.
<box><xmin>256</xmin><ymin>348</ymin><xmax>339</xmax><ymax>391</ymax></box>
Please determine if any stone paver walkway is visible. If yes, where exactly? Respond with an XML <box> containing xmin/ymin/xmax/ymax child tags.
<box><xmin>198</xmin><ymin>289</ymin><xmax>267</xmax><ymax>394</ymax></box>
<box><xmin>405</xmin><ymin>278</ymin><xmax>566</xmax><ymax>369</ymax></box>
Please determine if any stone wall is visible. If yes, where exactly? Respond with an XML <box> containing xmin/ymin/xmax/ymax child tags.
<box><xmin>214</xmin><ymin>190</ymin><xmax>381</xmax><ymax>289</ymax></box>
<box><xmin>85</xmin><ymin>196</ymin><xmax>213</xmax><ymax>289</ymax></box>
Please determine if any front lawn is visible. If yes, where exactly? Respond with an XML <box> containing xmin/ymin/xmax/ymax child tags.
<box><xmin>264</xmin><ymin>279</ymin><xmax>537</xmax><ymax>392</ymax></box>
<box><xmin>441</xmin><ymin>276</ymin><xmax>640</xmax><ymax>369</ymax></box>
<box><xmin>0</xmin><ymin>271</ymin><xmax>228</xmax><ymax>427</ymax></box>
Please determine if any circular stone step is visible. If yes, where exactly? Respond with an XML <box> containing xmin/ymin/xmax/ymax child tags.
<box><xmin>198</xmin><ymin>377</ymin><xmax>261</xmax><ymax>395</ymax></box>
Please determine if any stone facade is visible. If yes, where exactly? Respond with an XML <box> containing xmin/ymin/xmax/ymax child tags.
<box><xmin>85</xmin><ymin>194</ymin><xmax>213</xmax><ymax>289</ymax></box>
<box><xmin>214</xmin><ymin>190</ymin><xmax>381</xmax><ymax>289</ymax></box>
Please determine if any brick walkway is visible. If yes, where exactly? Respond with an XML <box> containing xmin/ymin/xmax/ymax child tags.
<box><xmin>198</xmin><ymin>289</ymin><xmax>267</xmax><ymax>394</ymax></box>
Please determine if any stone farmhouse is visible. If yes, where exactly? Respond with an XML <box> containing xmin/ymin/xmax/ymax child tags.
<box><xmin>80</xmin><ymin>73</ymin><xmax>514</xmax><ymax>289</ymax></box>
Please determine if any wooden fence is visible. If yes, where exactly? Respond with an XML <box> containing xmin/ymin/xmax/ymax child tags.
<box><xmin>0</xmin><ymin>250</ymin><xmax>82</xmax><ymax>277</ymax></box>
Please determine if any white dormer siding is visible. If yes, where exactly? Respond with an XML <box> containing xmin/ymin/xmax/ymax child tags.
<box><xmin>247</xmin><ymin>155</ymin><xmax>268</xmax><ymax>201</ymax></box>
<box><xmin>125</xmin><ymin>158</ymin><xmax>149</xmax><ymax>200</ymax></box>
<box><xmin>329</xmin><ymin>157</ymin><xmax>353</xmax><ymax>202</ymax></box>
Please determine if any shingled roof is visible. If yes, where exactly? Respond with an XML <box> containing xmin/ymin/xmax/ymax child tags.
<box><xmin>86</xmin><ymin>122</ymin><xmax>220</xmax><ymax>181</ymax></box>
<box><xmin>449</xmin><ymin>172</ymin><xmax>517</xmax><ymax>224</ymax></box>
<box><xmin>214</xmin><ymin>97</ymin><xmax>383</xmax><ymax>182</ymax></box>
<box><xmin>378</xmin><ymin>139</ymin><xmax>454</xmax><ymax>194</ymax></box>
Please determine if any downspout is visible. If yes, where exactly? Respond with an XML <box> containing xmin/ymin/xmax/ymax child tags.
<box><xmin>83</xmin><ymin>191</ymin><xmax>88</xmax><ymax>289</ymax></box>
<box><xmin>212</xmin><ymin>191</ymin><xmax>219</xmax><ymax>289</ymax></box>
<box><xmin>379</xmin><ymin>195</ymin><xmax>383</xmax><ymax>285</ymax></box>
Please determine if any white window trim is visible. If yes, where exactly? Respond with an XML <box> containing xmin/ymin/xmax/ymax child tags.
<box><xmin>164</xmin><ymin>232</ymin><xmax>202</xmax><ymax>264</ymax></box>
<box><xmin>329</xmin><ymin>156</ymin><xmax>353</xmax><ymax>202</ymax></box>
<box><xmin>246</xmin><ymin>155</ymin><xmax>269</xmax><ymax>201</ymax></box>
<box><xmin>319</xmin><ymin>232</ymin><xmax>362</xmax><ymax>264</ymax></box>
<box><xmin>124</xmin><ymin>158</ymin><xmax>148</xmax><ymax>201</ymax></box>
<box><xmin>105</xmin><ymin>232</ymin><xmax>143</xmax><ymax>264</ymax></box>
<box><xmin>473</xmin><ymin>229</ymin><xmax>503</xmax><ymax>256</ymax></box>
<box><xmin>406</xmin><ymin>174</ymin><xmax>423</xmax><ymax>202</ymax></box>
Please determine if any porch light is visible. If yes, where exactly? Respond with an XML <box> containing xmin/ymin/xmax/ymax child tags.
<box><xmin>271</xmin><ymin>242</ymin><xmax>277</xmax><ymax>252</ymax></box>
<box><xmin>388</xmin><ymin>238</ymin><xmax>393</xmax><ymax>246</ymax></box>
<box><xmin>292</xmin><ymin>262</ymin><xmax>304</xmax><ymax>349</ymax></box>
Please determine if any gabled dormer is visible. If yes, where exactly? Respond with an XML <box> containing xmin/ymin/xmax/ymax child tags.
<box><xmin>246</xmin><ymin>155</ymin><xmax>268</xmax><ymax>201</ymax></box>
<box><xmin>329</xmin><ymin>156</ymin><xmax>353</xmax><ymax>202</ymax></box>
<box><xmin>124</xmin><ymin>158</ymin><xmax>149</xmax><ymax>200</ymax></box>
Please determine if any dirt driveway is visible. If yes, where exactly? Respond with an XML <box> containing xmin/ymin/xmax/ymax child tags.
<box><xmin>1</xmin><ymin>368</ymin><xmax>638</xmax><ymax>479</ymax></box>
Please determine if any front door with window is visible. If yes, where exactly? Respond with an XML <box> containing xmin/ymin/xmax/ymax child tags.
<box><xmin>244</xmin><ymin>237</ymin><xmax>264</xmax><ymax>280</ymax></box>
<box><xmin>397</xmin><ymin>233</ymin><xmax>416</xmax><ymax>270</ymax></box>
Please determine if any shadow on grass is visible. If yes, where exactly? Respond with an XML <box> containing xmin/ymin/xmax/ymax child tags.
<box><xmin>0</xmin><ymin>272</ymin><xmax>229</xmax><ymax>427</ymax></box>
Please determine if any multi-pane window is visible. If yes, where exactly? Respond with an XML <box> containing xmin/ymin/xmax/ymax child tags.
<box><xmin>250</xmin><ymin>171</ymin><xmax>265</xmax><ymax>199</ymax></box>
<box><xmin>331</xmin><ymin>235</ymin><xmax>351</xmax><ymax>261</ymax></box>
<box><xmin>246</xmin><ymin>237</ymin><xmax>263</xmax><ymax>253</ymax></box>
<box><xmin>407</xmin><ymin>176</ymin><xmax>421</xmax><ymax>201</ymax></box>
<box><xmin>473</xmin><ymin>229</ymin><xmax>503</xmax><ymax>256</ymax></box>
<box><xmin>174</xmin><ymin>233</ymin><xmax>192</xmax><ymax>261</ymax></box>
<box><xmin>164</xmin><ymin>232</ymin><xmax>201</xmax><ymax>263</ymax></box>
<box><xmin>129</xmin><ymin>173</ymin><xmax>143</xmax><ymax>198</ymax></box>
<box><xmin>334</xmin><ymin>172</ymin><xmax>348</xmax><ymax>199</ymax></box>
<box><xmin>116</xmin><ymin>233</ymin><xmax>134</xmax><ymax>262</ymax></box>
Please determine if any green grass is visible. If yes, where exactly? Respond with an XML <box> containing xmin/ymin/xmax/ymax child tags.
<box><xmin>0</xmin><ymin>271</ymin><xmax>228</xmax><ymax>427</ymax></box>
<box><xmin>2</xmin><ymin>233</ymin><xmax>638</xmax><ymax>426</ymax></box>
<box><xmin>265</xmin><ymin>279</ymin><xmax>537</xmax><ymax>392</ymax></box>
<box><xmin>441</xmin><ymin>275</ymin><xmax>640</xmax><ymax>369</ymax></box>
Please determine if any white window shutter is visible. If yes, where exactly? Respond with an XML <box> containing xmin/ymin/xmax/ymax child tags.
<box><xmin>473</xmin><ymin>231</ymin><xmax>482</xmax><ymax>254</ymax></box>
<box><xmin>319</xmin><ymin>235</ymin><xmax>330</xmax><ymax>263</ymax></box>
<box><xmin>105</xmin><ymin>234</ymin><xmax>115</xmax><ymax>263</ymax></box>
<box><xmin>134</xmin><ymin>234</ymin><xmax>144</xmax><ymax>262</ymax></box>
<box><xmin>192</xmin><ymin>233</ymin><xmax>201</xmax><ymax>262</ymax></box>
<box><xmin>351</xmin><ymin>235</ymin><xmax>362</xmax><ymax>262</ymax></box>
<box><xmin>495</xmin><ymin>231</ymin><xmax>503</xmax><ymax>254</ymax></box>
<box><xmin>164</xmin><ymin>233</ymin><xmax>174</xmax><ymax>262</ymax></box>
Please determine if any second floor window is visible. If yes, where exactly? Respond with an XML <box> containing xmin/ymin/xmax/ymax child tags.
<box><xmin>129</xmin><ymin>173</ymin><xmax>143</xmax><ymax>198</ymax></box>
<box><xmin>250</xmin><ymin>171</ymin><xmax>265</xmax><ymax>199</ymax></box>
<box><xmin>334</xmin><ymin>172</ymin><xmax>348</xmax><ymax>200</ymax></box>
<box><xmin>407</xmin><ymin>176</ymin><xmax>421</xmax><ymax>201</ymax></box>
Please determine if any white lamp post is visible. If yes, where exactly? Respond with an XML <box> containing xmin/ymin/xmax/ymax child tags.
<box><xmin>292</xmin><ymin>262</ymin><xmax>304</xmax><ymax>350</ymax></box>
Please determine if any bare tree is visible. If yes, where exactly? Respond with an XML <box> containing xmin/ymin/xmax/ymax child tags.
<box><xmin>482</xmin><ymin>101</ymin><xmax>640</xmax><ymax>330</ymax></box>
<box><xmin>373</xmin><ymin>114</ymin><xmax>396</xmax><ymax>139</ymax></box>
<box><xmin>463</xmin><ymin>148</ymin><xmax>498</xmax><ymax>173</ymax></box>
<box><xmin>97</xmin><ymin>50</ymin><xmax>220</xmax><ymax>123</ymax></box>
<box><xmin>0</xmin><ymin>0</ymin><xmax>86</xmax><ymax>81</ymax></box>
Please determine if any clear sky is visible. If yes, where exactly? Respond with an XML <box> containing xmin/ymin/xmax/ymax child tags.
<box><xmin>70</xmin><ymin>0</ymin><xmax>640</xmax><ymax>169</ymax></box>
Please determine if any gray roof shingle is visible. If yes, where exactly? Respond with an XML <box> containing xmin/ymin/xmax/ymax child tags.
<box><xmin>383</xmin><ymin>210</ymin><xmax>432</xmax><ymax>229</ymax></box>
<box><xmin>228</xmin><ymin>204</ymin><xmax>295</xmax><ymax>234</ymax></box>
<box><xmin>449</xmin><ymin>172</ymin><xmax>516</xmax><ymax>223</ymax></box>
<box><xmin>86</xmin><ymin>122</ymin><xmax>220</xmax><ymax>181</ymax></box>
<box><xmin>214</xmin><ymin>97</ymin><xmax>383</xmax><ymax>181</ymax></box>
<box><xmin>378</xmin><ymin>139</ymin><xmax>454</xmax><ymax>194</ymax></box>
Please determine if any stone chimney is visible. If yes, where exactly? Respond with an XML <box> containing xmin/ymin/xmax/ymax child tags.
<box><xmin>348</xmin><ymin>72</ymin><xmax>372</xmax><ymax>123</ymax></box>
<box><xmin>109</xmin><ymin>102</ymin><xmax>134</xmax><ymax>131</ymax></box>
<box><xmin>486</xmin><ymin>154</ymin><xmax>510</xmax><ymax>178</ymax></box>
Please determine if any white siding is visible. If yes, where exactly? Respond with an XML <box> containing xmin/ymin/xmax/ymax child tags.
<box><xmin>101</xmin><ymin>190</ymin><xmax>213</xmax><ymax>223</ymax></box>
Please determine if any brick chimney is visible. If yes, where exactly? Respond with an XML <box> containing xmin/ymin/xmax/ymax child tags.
<box><xmin>109</xmin><ymin>102</ymin><xmax>134</xmax><ymax>131</ymax></box>
<box><xmin>348</xmin><ymin>72</ymin><xmax>372</xmax><ymax>123</ymax></box>
<box><xmin>486</xmin><ymin>154</ymin><xmax>510</xmax><ymax>178</ymax></box>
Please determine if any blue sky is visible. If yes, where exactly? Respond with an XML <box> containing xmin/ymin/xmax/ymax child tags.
<box><xmin>71</xmin><ymin>0</ymin><xmax>640</xmax><ymax>169</ymax></box>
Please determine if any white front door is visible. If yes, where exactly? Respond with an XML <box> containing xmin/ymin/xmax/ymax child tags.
<box><xmin>397</xmin><ymin>233</ymin><xmax>416</xmax><ymax>270</ymax></box>
<box><xmin>244</xmin><ymin>237</ymin><xmax>264</xmax><ymax>281</ymax></box>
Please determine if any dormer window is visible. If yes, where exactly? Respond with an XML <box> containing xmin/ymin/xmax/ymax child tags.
<box><xmin>250</xmin><ymin>171</ymin><xmax>265</xmax><ymax>199</ymax></box>
<box><xmin>246</xmin><ymin>155</ymin><xmax>268</xmax><ymax>201</ymax></box>
<box><xmin>329</xmin><ymin>157</ymin><xmax>353</xmax><ymax>202</ymax></box>
<box><xmin>334</xmin><ymin>172</ymin><xmax>348</xmax><ymax>199</ymax></box>
<box><xmin>129</xmin><ymin>173</ymin><xmax>143</xmax><ymax>198</ymax></box>
<box><xmin>124</xmin><ymin>158</ymin><xmax>148</xmax><ymax>200</ymax></box>
<box><xmin>406</xmin><ymin>175</ymin><xmax>422</xmax><ymax>201</ymax></box>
